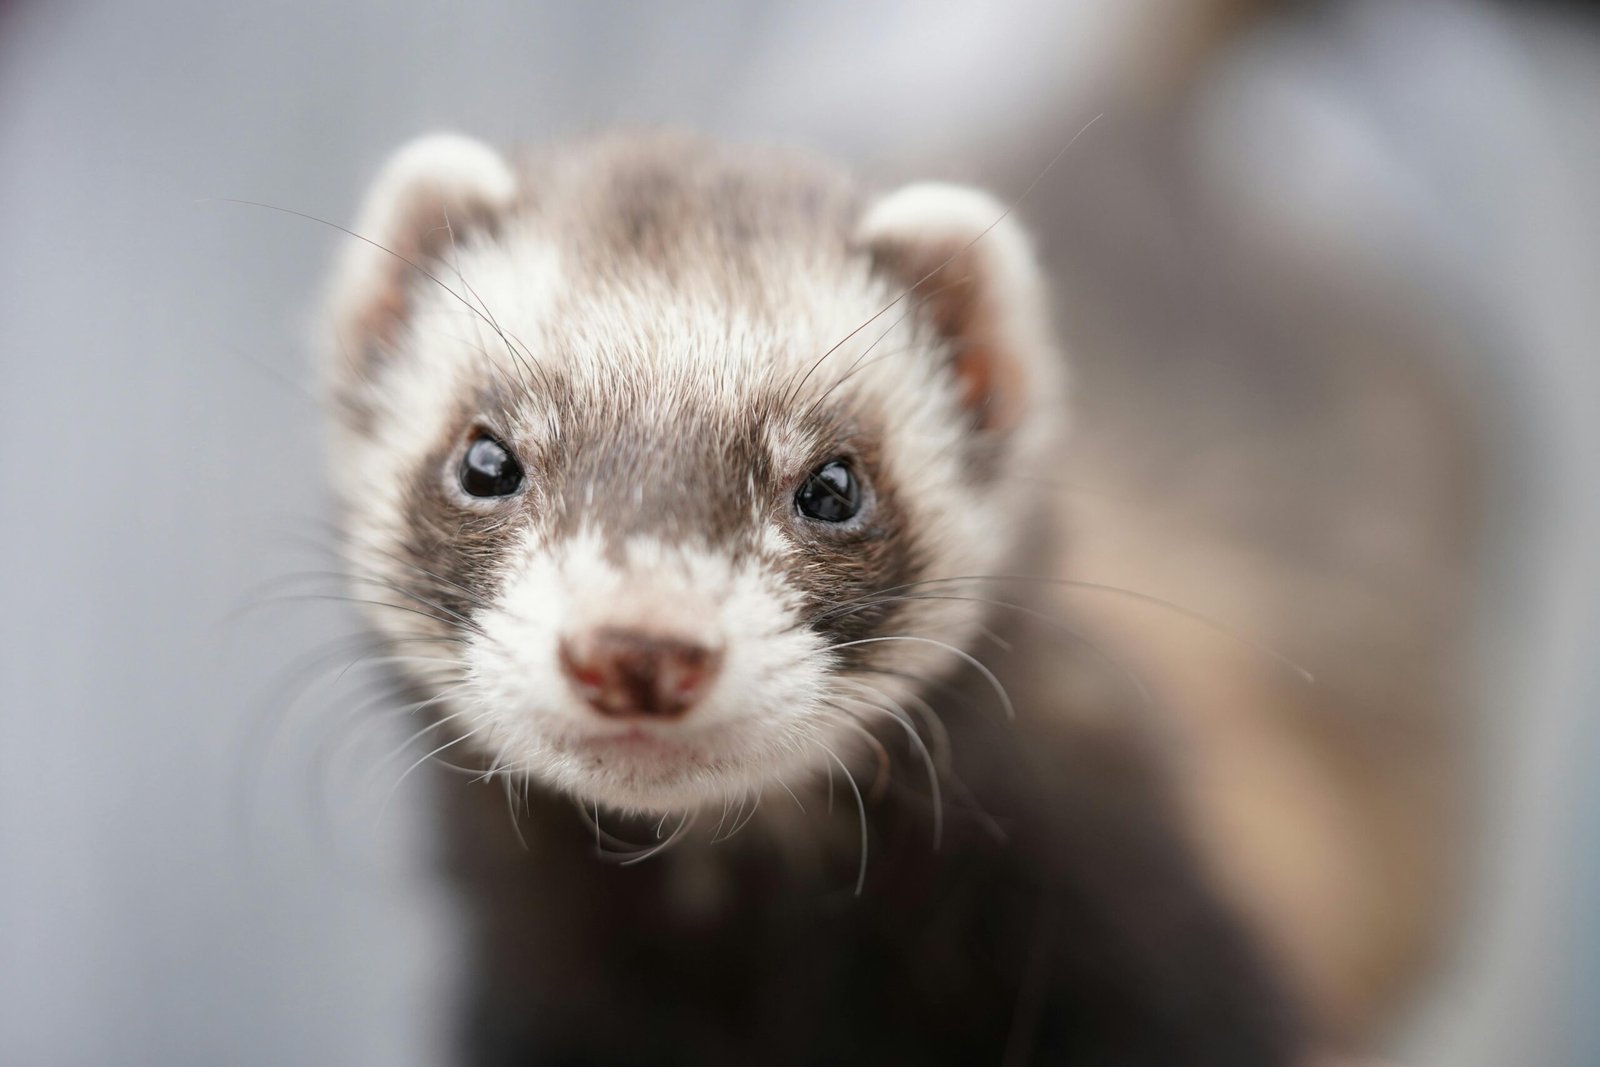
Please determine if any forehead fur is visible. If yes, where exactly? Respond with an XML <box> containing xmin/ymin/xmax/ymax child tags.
<box><xmin>340</xmin><ymin>133</ymin><xmax>1034</xmax><ymax>591</ymax></box>
<box><xmin>521</xmin><ymin>133</ymin><xmax>865</xmax><ymax>284</ymax></box>
<box><xmin>380</xmin><ymin>139</ymin><xmax>960</xmax><ymax>505</ymax></box>
<box><xmin>497</xmin><ymin>133</ymin><xmax>891</xmax><ymax>412</ymax></box>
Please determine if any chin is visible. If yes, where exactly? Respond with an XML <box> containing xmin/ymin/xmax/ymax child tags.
<box><xmin>508</xmin><ymin>708</ymin><xmax>838</xmax><ymax>816</ymax></box>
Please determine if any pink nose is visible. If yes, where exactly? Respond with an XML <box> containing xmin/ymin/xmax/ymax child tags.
<box><xmin>558</xmin><ymin>628</ymin><xmax>723</xmax><ymax>720</ymax></box>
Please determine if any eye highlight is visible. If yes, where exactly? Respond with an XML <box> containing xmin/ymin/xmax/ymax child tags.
<box><xmin>794</xmin><ymin>460</ymin><xmax>862</xmax><ymax>524</ymax></box>
<box><xmin>460</xmin><ymin>434</ymin><xmax>524</xmax><ymax>498</ymax></box>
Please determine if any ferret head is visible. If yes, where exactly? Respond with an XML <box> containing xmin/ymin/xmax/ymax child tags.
<box><xmin>322</xmin><ymin>133</ymin><xmax>1063</xmax><ymax>814</ymax></box>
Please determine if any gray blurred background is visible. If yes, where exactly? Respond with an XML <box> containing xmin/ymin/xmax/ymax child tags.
<box><xmin>2</xmin><ymin>1</ymin><xmax>1597</xmax><ymax>1064</ymax></box>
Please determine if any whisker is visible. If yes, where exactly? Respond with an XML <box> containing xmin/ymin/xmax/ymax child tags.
<box><xmin>617</xmin><ymin>811</ymin><xmax>695</xmax><ymax>867</ymax></box>
<box><xmin>204</xmin><ymin>197</ymin><xmax>545</xmax><ymax>391</ymax></box>
<box><xmin>797</xmin><ymin>278</ymin><xmax>969</xmax><ymax>423</ymax></box>
<box><xmin>711</xmin><ymin>795</ymin><xmax>735</xmax><ymax>841</ymax></box>
<box><xmin>778</xmin><ymin>113</ymin><xmax>1102</xmax><ymax>412</ymax></box>
<box><xmin>840</xmin><ymin>591</ymin><xmax>1160</xmax><ymax>723</ymax></box>
<box><xmin>774</xmin><ymin>776</ymin><xmax>806</xmax><ymax>814</ymax></box>
<box><xmin>833</xmin><ymin>681</ymin><xmax>944</xmax><ymax>850</ymax></box>
<box><xmin>728</xmin><ymin>792</ymin><xmax>763</xmax><ymax>840</ymax></box>
<box><xmin>881</xmin><ymin>683</ymin><xmax>954</xmax><ymax>775</ymax></box>
<box><xmin>819</xmin><ymin>575</ymin><xmax>1314</xmax><ymax>685</ymax></box>
<box><xmin>231</xmin><ymin>589</ymin><xmax>483</xmax><ymax>639</ymax></box>
<box><xmin>821</xmin><ymin>710</ymin><xmax>892</xmax><ymax>802</ymax></box>
<box><xmin>306</xmin><ymin>677</ymin><xmax>467</xmax><ymax>840</ymax></box>
<box><xmin>711</xmin><ymin>792</ymin><xmax>749</xmax><ymax>845</ymax></box>
<box><xmin>362</xmin><ymin>688</ymin><xmax>473</xmax><ymax>788</ymax></box>
<box><xmin>568</xmin><ymin>800</ymin><xmax>695</xmax><ymax>864</ymax></box>
<box><xmin>231</xmin><ymin>632</ymin><xmax>426</xmax><ymax>841</ymax></box>
<box><xmin>378</xmin><ymin>724</ymin><xmax>485</xmax><ymax>825</ymax></box>
<box><xmin>437</xmin><ymin>206</ymin><xmax>555</xmax><ymax>399</ymax></box>
<box><xmin>268</xmin><ymin>521</ymin><xmax>500</xmax><ymax>617</ymax></box>
<box><xmin>830</xmin><ymin>634</ymin><xmax>1016</xmax><ymax>722</ymax></box>
<box><xmin>818</xmin><ymin>743</ymin><xmax>869</xmax><ymax>897</ymax></box>
<box><xmin>502</xmin><ymin>775</ymin><xmax>530</xmax><ymax>852</ymax></box>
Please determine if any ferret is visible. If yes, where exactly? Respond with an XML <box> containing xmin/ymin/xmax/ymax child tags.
<box><xmin>320</xmin><ymin>131</ymin><xmax>1308</xmax><ymax>1065</ymax></box>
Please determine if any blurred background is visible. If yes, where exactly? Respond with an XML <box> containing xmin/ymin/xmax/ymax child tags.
<box><xmin>1</xmin><ymin>1</ymin><xmax>1597</xmax><ymax>1063</ymax></box>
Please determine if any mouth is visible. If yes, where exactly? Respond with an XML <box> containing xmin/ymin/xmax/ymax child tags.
<box><xmin>564</xmin><ymin>723</ymin><xmax>704</xmax><ymax>759</ymax></box>
<box><xmin>532</xmin><ymin>715</ymin><xmax>797</xmax><ymax>813</ymax></box>
<box><xmin>547</xmin><ymin>719</ymin><xmax>733</xmax><ymax>791</ymax></box>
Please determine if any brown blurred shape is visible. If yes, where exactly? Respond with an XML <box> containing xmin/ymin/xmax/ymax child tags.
<box><xmin>967</xmin><ymin>0</ymin><xmax>1479</xmax><ymax>1044</ymax></box>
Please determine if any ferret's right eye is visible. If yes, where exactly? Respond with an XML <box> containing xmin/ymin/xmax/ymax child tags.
<box><xmin>460</xmin><ymin>435</ymin><xmax>524</xmax><ymax>498</ymax></box>
<box><xmin>795</xmin><ymin>459</ymin><xmax>863</xmax><ymax>524</ymax></box>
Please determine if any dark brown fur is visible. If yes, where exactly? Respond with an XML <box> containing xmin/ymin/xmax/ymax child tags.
<box><xmin>338</xmin><ymin>134</ymin><xmax>1308</xmax><ymax>1064</ymax></box>
<box><xmin>430</xmin><ymin>597</ymin><xmax>1302</xmax><ymax>1066</ymax></box>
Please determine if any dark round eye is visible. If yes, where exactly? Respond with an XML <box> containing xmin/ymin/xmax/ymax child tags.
<box><xmin>794</xmin><ymin>460</ymin><xmax>862</xmax><ymax>524</ymax></box>
<box><xmin>460</xmin><ymin>435</ymin><xmax>523</xmax><ymax>498</ymax></box>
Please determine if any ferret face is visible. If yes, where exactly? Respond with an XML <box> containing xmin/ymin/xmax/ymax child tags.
<box><xmin>323</xmin><ymin>134</ymin><xmax>1061</xmax><ymax>814</ymax></box>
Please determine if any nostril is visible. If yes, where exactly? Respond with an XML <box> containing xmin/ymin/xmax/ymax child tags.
<box><xmin>567</xmin><ymin>663</ymin><xmax>606</xmax><ymax>695</ymax></box>
<box><xmin>558</xmin><ymin>628</ymin><xmax>723</xmax><ymax>720</ymax></box>
<box><xmin>659</xmin><ymin>647</ymin><xmax>716</xmax><ymax>702</ymax></box>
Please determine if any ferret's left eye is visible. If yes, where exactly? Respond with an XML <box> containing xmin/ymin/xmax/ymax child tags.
<box><xmin>795</xmin><ymin>460</ymin><xmax>862</xmax><ymax>523</ymax></box>
<box><xmin>460</xmin><ymin>435</ymin><xmax>523</xmax><ymax>498</ymax></box>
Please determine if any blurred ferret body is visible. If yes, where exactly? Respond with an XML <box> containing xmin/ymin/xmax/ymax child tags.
<box><xmin>319</xmin><ymin>130</ymin><xmax>1454</xmax><ymax>1064</ymax></box>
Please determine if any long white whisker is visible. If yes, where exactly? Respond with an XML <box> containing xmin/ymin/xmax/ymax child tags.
<box><xmin>853</xmin><ymin>591</ymin><xmax>1162</xmax><ymax>722</ymax></box>
<box><xmin>894</xmin><ymin>686</ymin><xmax>953</xmax><ymax>775</ymax></box>
<box><xmin>827</xmin><ymin>577</ymin><xmax>1314</xmax><ymax>685</ymax></box>
<box><xmin>774</xmin><ymin>776</ymin><xmax>806</xmax><ymax>814</ymax></box>
<box><xmin>361</xmin><ymin>686</ymin><xmax>472</xmax><ymax>787</ymax></box>
<box><xmin>618</xmin><ymin>811</ymin><xmax>695</xmax><ymax>866</ymax></box>
<box><xmin>712</xmin><ymin>791</ymin><xmax>751</xmax><ymax>845</ymax></box>
<box><xmin>724</xmin><ymin>792</ymin><xmax>763</xmax><ymax>842</ymax></box>
<box><xmin>832</xmin><ymin>634</ymin><xmax>1015</xmax><ymax>721</ymax></box>
<box><xmin>819</xmin><ymin>743</ymin><xmax>868</xmax><ymax>897</ymax></box>
<box><xmin>502</xmin><ymin>774</ymin><xmax>529</xmax><ymax>852</ymax></box>
<box><xmin>833</xmin><ymin>681</ymin><xmax>944</xmax><ymax>851</ymax></box>
<box><xmin>379</xmin><ymin>726</ymin><xmax>484</xmax><ymax>825</ymax></box>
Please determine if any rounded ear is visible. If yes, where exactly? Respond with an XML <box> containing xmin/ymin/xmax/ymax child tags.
<box><xmin>324</xmin><ymin>133</ymin><xmax>517</xmax><ymax>381</ymax></box>
<box><xmin>857</xmin><ymin>183</ymin><xmax>1056</xmax><ymax>433</ymax></box>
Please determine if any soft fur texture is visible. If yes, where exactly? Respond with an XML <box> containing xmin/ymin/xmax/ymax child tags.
<box><xmin>324</xmin><ymin>132</ymin><xmax>1062</xmax><ymax>815</ymax></box>
<box><xmin>322</xmin><ymin>131</ymin><xmax>1303</xmax><ymax>1065</ymax></box>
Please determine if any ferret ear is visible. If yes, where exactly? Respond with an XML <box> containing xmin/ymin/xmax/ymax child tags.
<box><xmin>857</xmin><ymin>183</ymin><xmax>1055</xmax><ymax>433</ymax></box>
<box><xmin>325</xmin><ymin>133</ymin><xmax>517</xmax><ymax>374</ymax></box>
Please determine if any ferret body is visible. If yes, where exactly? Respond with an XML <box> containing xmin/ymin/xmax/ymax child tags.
<box><xmin>322</xmin><ymin>132</ymin><xmax>1303</xmax><ymax>1064</ymax></box>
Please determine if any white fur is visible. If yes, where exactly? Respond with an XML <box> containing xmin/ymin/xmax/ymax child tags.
<box><xmin>463</xmin><ymin>530</ymin><xmax>832</xmax><ymax>812</ymax></box>
<box><xmin>325</xmin><ymin>140</ymin><xmax>1064</xmax><ymax>815</ymax></box>
<box><xmin>857</xmin><ymin>182</ymin><xmax>1063</xmax><ymax>441</ymax></box>
<box><xmin>321</xmin><ymin>135</ymin><xmax>519</xmax><ymax>452</ymax></box>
